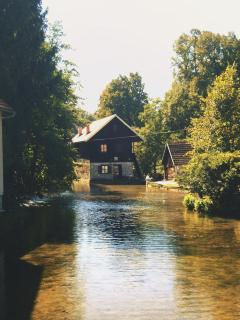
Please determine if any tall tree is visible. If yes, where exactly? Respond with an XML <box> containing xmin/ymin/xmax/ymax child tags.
<box><xmin>75</xmin><ymin>107</ymin><xmax>95</xmax><ymax>128</ymax></box>
<box><xmin>161</xmin><ymin>79</ymin><xmax>201</xmax><ymax>134</ymax></box>
<box><xmin>189</xmin><ymin>65</ymin><xmax>240</xmax><ymax>153</ymax></box>
<box><xmin>173</xmin><ymin>29</ymin><xmax>240</xmax><ymax>96</ymax></box>
<box><xmin>179</xmin><ymin>66</ymin><xmax>240</xmax><ymax>211</ymax></box>
<box><xmin>0</xmin><ymin>0</ymin><xmax>78</xmax><ymax>197</ymax></box>
<box><xmin>160</xmin><ymin>30</ymin><xmax>240</xmax><ymax>137</ymax></box>
<box><xmin>136</xmin><ymin>99</ymin><xmax>165</xmax><ymax>175</ymax></box>
<box><xmin>96</xmin><ymin>72</ymin><xmax>148</xmax><ymax>126</ymax></box>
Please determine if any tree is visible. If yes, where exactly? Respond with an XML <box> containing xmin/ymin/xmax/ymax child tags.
<box><xmin>96</xmin><ymin>73</ymin><xmax>148</xmax><ymax>126</ymax></box>
<box><xmin>75</xmin><ymin>107</ymin><xmax>95</xmax><ymax>128</ymax></box>
<box><xmin>179</xmin><ymin>152</ymin><xmax>240</xmax><ymax>212</ymax></box>
<box><xmin>161</xmin><ymin>79</ymin><xmax>202</xmax><ymax>134</ymax></box>
<box><xmin>179</xmin><ymin>66</ymin><xmax>240</xmax><ymax>212</ymax></box>
<box><xmin>0</xmin><ymin>0</ymin><xmax>78</xmax><ymax>198</ymax></box>
<box><xmin>135</xmin><ymin>99</ymin><xmax>165</xmax><ymax>175</ymax></box>
<box><xmin>173</xmin><ymin>29</ymin><xmax>240</xmax><ymax>96</ymax></box>
<box><xmin>189</xmin><ymin>65</ymin><xmax>240</xmax><ymax>153</ymax></box>
<box><xmin>160</xmin><ymin>30</ymin><xmax>240</xmax><ymax>138</ymax></box>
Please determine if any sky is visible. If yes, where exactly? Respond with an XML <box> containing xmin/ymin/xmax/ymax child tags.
<box><xmin>42</xmin><ymin>0</ymin><xmax>240</xmax><ymax>113</ymax></box>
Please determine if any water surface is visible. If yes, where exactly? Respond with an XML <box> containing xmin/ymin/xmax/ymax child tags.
<box><xmin>2</xmin><ymin>185</ymin><xmax>240</xmax><ymax>319</ymax></box>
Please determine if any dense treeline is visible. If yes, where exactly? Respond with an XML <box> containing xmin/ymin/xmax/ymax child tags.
<box><xmin>0</xmin><ymin>0</ymin><xmax>90</xmax><ymax>199</ymax></box>
<box><xmin>2</xmin><ymin>2</ymin><xmax>239</xmax><ymax>214</ymax></box>
<box><xmin>180</xmin><ymin>65</ymin><xmax>240</xmax><ymax>213</ymax></box>
<box><xmin>96</xmin><ymin>29</ymin><xmax>240</xmax><ymax>213</ymax></box>
<box><xmin>164</xmin><ymin>30</ymin><xmax>240</xmax><ymax>213</ymax></box>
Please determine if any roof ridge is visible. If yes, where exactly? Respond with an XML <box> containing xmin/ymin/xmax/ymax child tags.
<box><xmin>72</xmin><ymin>114</ymin><xmax>142</xmax><ymax>143</ymax></box>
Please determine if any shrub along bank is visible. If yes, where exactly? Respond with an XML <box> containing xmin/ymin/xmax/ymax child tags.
<box><xmin>177</xmin><ymin>65</ymin><xmax>240</xmax><ymax>216</ymax></box>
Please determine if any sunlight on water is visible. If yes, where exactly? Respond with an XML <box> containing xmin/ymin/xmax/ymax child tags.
<box><xmin>4</xmin><ymin>185</ymin><xmax>240</xmax><ymax>319</ymax></box>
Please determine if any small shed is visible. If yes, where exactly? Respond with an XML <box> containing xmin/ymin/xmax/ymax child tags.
<box><xmin>162</xmin><ymin>142</ymin><xmax>192</xmax><ymax>180</ymax></box>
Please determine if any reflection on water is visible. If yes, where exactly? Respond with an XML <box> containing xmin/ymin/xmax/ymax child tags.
<box><xmin>1</xmin><ymin>185</ymin><xmax>240</xmax><ymax>319</ymax></box>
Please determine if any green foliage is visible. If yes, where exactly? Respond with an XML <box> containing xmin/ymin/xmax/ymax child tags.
<box><xmin>179</xmin><ymin>152</ymin><xmax>240</xmax><ymax>209</ymax></box>
<box><xmin>183</xmin><ymin>194</ymin><xmax>213</xmax><ymax>213</ymax></box>
<box><xmin>194</xmin><ymin>196</ymin><xmax>213</xmax><ymax>213</ymax></box>
<box><xmin>0</xmin><ymin>0</ymin><xmax>78</xmax><ymax>197</ymax></box>
<box><xmin>183</xmin><ymin>194</ymin><xmax>195</xmax><ymax>210</ymax></box>
<box><xmin>135</xmin><ymin>99</ymin><xmax>165</xmax><ymax>175</ymax></box>
<box><xmin>179</xmin><ymin>65</ymin><xmax>240</xmax><ymax>213</ymax></box>
<box><xmin>160</xmin><ymin>30</ymin><xmax>240</xmax><ymax>141</ymax></box>
<box><xmin>189</xmin><ymin>65</ymin><xmax>240</xmax><ymax>153</ymax></box>
<box><xmin>75</xmin><ymin>107</ymin><xmax>95</xmax><ymax>128</ymax></box>
<box><xmin>96</xmin><ymin>73</ymin><xmax>148</xmax><ymax>126</ymax></box>
<box><xmin>161</xmin><ymin>79</ymin><xmax>202</xmax><ymax>134</ymax></box>
<box><xmin>173</xmin><ymin>29</ymin><xmax>240</xmax><ymax>96</ymax></box>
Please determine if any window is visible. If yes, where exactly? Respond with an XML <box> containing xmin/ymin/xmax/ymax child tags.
<box><xmin>99</xmin><ymin>165</ymin><xmax>109</xmax><ymax>174</ymax></box>
<box><xmin>100</xmin><ymin>144</ymin><xmax>107</xmax><ymax>153</ymax></box>
<box><xmin>113</xmin><ymin>164</ymin><xmax>122</xmax><ymax>177</ymax></box>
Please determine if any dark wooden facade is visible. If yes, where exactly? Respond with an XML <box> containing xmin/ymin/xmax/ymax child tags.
<box><xmin>162</xmin><ymin>142</ymin><xmax>192</xmax><ymax>180</ymax></box>
<box><xmin>76</xmin><ymin>117</ymin><xmax>139</xmax><ymax>162</ymax></box>
<box><xmin>72</xmin><ymin>115</ymin><xmax>143</xmax><ymax>181</ymax></box>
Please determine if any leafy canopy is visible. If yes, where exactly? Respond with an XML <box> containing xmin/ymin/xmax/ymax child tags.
<box><xmin>179</xmin><ymin>65</ymin><xmax>240</xmax><ymax>211</ymax></box>
<box><xmin>189</xmin><ymin>65</ymin><xmax>240</xmax><ymax>153</ymax></box>
<box><xmin>96</xmin><ymin>72</ymin><xmax>148</xmax><ymax>126</ymax></box>
<box><xmin>0</xmin><ymin>0</ymin><xmax>79</xmax><ymax>197</ymax></box>
<box><xmin>135</xmin><ymin>99</ymin><xmax>165</xmax><ymax>175</ymax></box>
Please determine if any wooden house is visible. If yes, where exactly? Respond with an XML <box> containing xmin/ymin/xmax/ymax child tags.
<box><xmin>162</xmin><ymin>142</ymin><xmax>192</xmax><ymax>180</ymax></box>
<box><xmin>72</xmin><ymin>114</ymin><xmax>143</xmax><ymax>182</ymax></box>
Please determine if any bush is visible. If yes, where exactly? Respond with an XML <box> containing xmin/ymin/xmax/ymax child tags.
<box><xmin>179</xmin><ymin>151</ymin><xmax>240</xmax><ymax>209</ymax></box>
<box><xmin>194</xmin><ymin>196</ymin><xmax>213</xmax><ymax>213</ymax></box>
<box><xmin>183</xmin><ymin>194</ymin><xmax>196</xmax><ymax>210</ymax></box>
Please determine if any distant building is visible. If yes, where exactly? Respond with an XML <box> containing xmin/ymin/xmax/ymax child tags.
<box><xmin>0</xmin><ymin>100</ymin><xmax>15</xmax><ymax>210</ymax></box>
<box><xmin>162</xmin><ymin>142</ymin><xmax>192</xmax><ymax>180</ymax></box>
<box><xmin>72</xmin><ymin>114</ymin><xmax>143</xmax><ymax>182</ymax></box>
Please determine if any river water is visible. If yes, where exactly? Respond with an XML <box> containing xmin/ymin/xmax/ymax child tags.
<box><xmin>1</xmin><ymin>185</ymin><xmax>240</xmax><ymax>320</ymax></box>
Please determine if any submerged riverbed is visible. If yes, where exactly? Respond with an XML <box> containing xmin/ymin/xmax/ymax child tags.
<box><xmin>1</xmin><ymin>185</ymin><xmax>240</xmax><ymax>320</ymax></box>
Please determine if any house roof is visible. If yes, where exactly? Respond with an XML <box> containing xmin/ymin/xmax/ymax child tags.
<box><xmin>0</xmin><ymin>100</ymin><xmax>15</xmax><ymax>119</ymax></box>
<box><xmin>162</xmin><ymin>142</ymin><xmax>192</xmax><ymax>166</ymax></box>
<box><xmin>72</xmin><ymin>114</ymin><xmax>142</xmax><ymax>143</ymax></box>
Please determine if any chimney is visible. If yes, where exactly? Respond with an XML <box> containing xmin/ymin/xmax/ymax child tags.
<box><xmin>78</xmin><ymin>127</ymin><xmax>83</xmax><ymax>136</ymax></box>
<box><xmin>86</xmin><ymin>124</ymin><xmax>90</xmax><ymax>134</ymax></box>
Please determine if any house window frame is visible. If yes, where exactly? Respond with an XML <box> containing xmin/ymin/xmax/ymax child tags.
<box><xmin>100</xmin><ymin>144</ymin><xmax>108</xmax><ymax>153</ymax></box>
<box><xmin>99</xmin><ymin>165</ymin><xmax>109</xmax><ymax>174</ymax></box>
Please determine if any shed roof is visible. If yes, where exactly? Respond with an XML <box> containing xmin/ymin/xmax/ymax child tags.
<box><xmin>72</xmin><ymin>114</ymin><xmax>142</xmax><ymax>143</ymax></box>
<box><xmin>162</xmin><ymin>142</ymin><xmax>192</xmax><ymax>166</ymax></box>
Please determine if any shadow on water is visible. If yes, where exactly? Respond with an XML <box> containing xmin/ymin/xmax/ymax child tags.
<box><xmin>0</xmin><ymin>196</ymin><xmax>76</xmax><ymax>320</ymax></box>
<box><xmin>5</xmin><ymin>257</ymin><xmax>43</xmax><ymax>320</ymax></box>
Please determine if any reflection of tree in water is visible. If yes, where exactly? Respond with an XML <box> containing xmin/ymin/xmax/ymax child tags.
<box><xmin>4</xmin><ymin>197</ymin><xmax>76</xmax><ymax>257</ymax></box>
<box><xmin>74</xmin><ymin>195</ymin><xmax>182</xmax><ymax>256</ymax></box>
<box><xmin>2</xmin><ymin>197</ymin><xmax>77</xmax><ymax>320</ymax></box>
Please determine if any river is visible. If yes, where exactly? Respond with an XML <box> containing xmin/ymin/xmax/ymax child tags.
<box><xmin>1</xmin><ymin>185</ymin><xmax>240</xmax><ymax>320</ymax></box>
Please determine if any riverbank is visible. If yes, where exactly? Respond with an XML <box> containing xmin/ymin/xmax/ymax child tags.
<box><xmin>146</xmin><ymin>180</ymin><xmax>182</xmax><ymax>191</ymax></box>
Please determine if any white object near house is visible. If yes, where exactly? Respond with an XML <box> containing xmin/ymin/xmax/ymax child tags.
<box><xmin>0</xmin><ymin>100</ymin><xmax>15</xmax><ymax>210</ymax></box>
